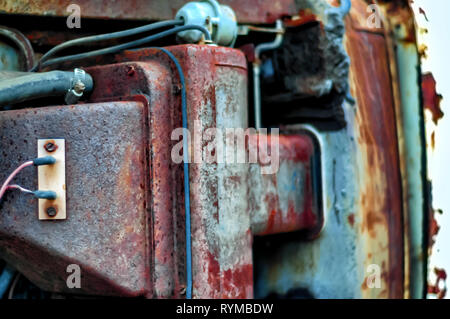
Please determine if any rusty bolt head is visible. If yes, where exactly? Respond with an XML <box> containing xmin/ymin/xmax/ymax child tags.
<box><xmin>44</xmin><ymin>142</ymin><xmax>58</xmax><ymax>152</ymax></box>
<box><xmin>46</xmin><ymin>207</ymin><xmax>57</xmax><ymax>217</ymax></box>
<box><xmin>173</xmin><ymin>84</ymin><xmax>182</xmax><ymax>95</ymax></box>
<box><xmin>127</xmin><ymin>66</ymin><xmax>135</xmax><ymax>76</ymax></box>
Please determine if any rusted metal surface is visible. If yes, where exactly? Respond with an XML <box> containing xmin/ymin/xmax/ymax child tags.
<box><xmin>428</xmin><ymin>267</ymin><xmax>447</xmax><ymax>299</ymax></box>
<box><xmin>85</xmin><ymin>60</ymin><xmax>186</xmax><ymax>299</ymax></box>
<box><xmin>421</xmin><ymin>73</ymin><xmax>442</xmax><ymax>274</ymax></box>
<box><xmin>0</xmin><ymin>0</ymin><xmax>424</xmax><ymax>299</ymax></box>
<box><xmin>421</xmin><ymin>73</ymin><xmax>447</xmax><ymax>300</ymax></box>
<box><xmin>167</xmin><ymin>45</ymin><xmax>251</xmax><ymax>299</ymax></box>
<box><xmin>346</xmin><ymin>23</ymin><xmax>404</xmax><ymax>299</ymax></box>
<box><xmin>249</xmin><ymin>134</ymin><xmax>320</xmax><ymax>236</ymax></box>
<box><xmin>253</xmin><ymin>0</ymin><xmax>405</xmax><ymax>299</ymax></box>
<box><xmin>0</xmin><ymin>43</ymin><xmax>323</xmax><ymax>298</ymax></box>
<box><xmin>114</xmin><ymin>45</ymin><xmax>252</xmax><ymax>298</ymax></box>
<box><xmin>0</xmin><ymin>0</ymin><xmax>298</xmax><ymax>24</ymax></box>
<box><xmin>159</xmin><ymin>46</ymin><xmax>319</xmax><ymax>298</ymax></box>
<box><xmin>377</xmin><ymin>0</ymin><xmax>427</xmax><ymax>299</ymax></box>
<box><xmin>0</xmin><ymin>0</ymin><xmax>356</xmax><ymax>25</ymax></box>
<box><xmin>0</xmin><ymin>101</ymin><xmax>152</xmax><ymax>296</ymax></box>
<box><xmin>347</xmin><ymin>0</ymin><xmax>384</xmax><ymax>34</ymax></box>
<box><xmin>422</xmin><ymin>73</ymin><xmax>443</xmax><ymax>125</ymax></box>
<box><xmin>428</xmin><ymin>207</ymin><xmax>440</xmax><ymax>253</ymax></box>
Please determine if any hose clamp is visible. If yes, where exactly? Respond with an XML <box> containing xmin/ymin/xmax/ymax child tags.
<box><xmin>65</xmin><ymin>68</ymin><xmax>87</xmax><ymax>105</ymax></box>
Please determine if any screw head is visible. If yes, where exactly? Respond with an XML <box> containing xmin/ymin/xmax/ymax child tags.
<box><xmin>73</xmin><ymin>80</ymin><xmax>86</xmax><ymax>94</ymax></box>
<box><xmin>44</xmin><ymin>142</ymin><xmax>57</xmax><ymax>152</ymax></box>
<box><xmin>46</xmin><ymin>207</ymin><xmax>57</xmax><ymax>217</ymax></box>
<box><xmin>126</xmin><ymin>66</ymin><xmax>135</xmax><ymax>76</ymax></box>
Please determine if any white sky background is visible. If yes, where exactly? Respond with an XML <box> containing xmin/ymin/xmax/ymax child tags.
<box><xmin>411</xmin><ymin>0</ymin><xmax>450</xmax><ymax>298</ymax></box>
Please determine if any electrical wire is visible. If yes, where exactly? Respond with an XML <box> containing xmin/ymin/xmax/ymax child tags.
<box><xmin>36</xmin><ymin>25</ymin><xmax>212</xmax><ymax>71</ymax></box>
<box><xmin>31</xmin><ymin>19</ymin><xmax>184</xmax><ymax>72</ymax></box>
<box><xmin>5</xmin><ymin>185</ymin><xmax>56</xmax><ymax>200</ymax></box>
<box><xmin>0</xmin><ymin>161</ymin><xmax>33</xmax><ymax>201</ymax></box>
<box><xmin>6</xmin><ymin>184</ymin><xmax>33</xmax><ymax>194</ymax></box>
<box><xmin>150</xmin><ymin>47</ymin><xmax>192</xmax><ymax>299</ymax></box>
<box><xmin>0</xmin><ymin>157</ymin><xmax>57</xmax><ymax>201</ymax></box>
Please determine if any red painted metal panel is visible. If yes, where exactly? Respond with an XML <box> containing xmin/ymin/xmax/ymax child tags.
<box><xmin>0</xmin><ymin>44</ymin><xmax>321</xmax><ymax>298</ymax></box>
<box><xmin>0</xmin><ymin>101</ymin><xmax>152</xmax><ymax>297</ymax></box>
<box><xmin>86</xmin><ymin>60</ymin><xmax>187</xmax><ymax>298</ymax></box>
<box><xmin>0</xmin><ymin>0</ymin><xmax>298</xmax><ymax>24</ymax></box>
<box><xmin>345</xmin><ymin>12</ymin><xmax>404</xmax><ymax>298</ymax></box>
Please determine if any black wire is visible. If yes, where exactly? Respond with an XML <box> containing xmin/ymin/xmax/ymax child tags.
<box><xmin>36</xmin><ymin>25</ymin><xmax>212</xmax><ymax>70</ymax></box>
<box><xmin>31</xmin><ymin>19</ymin><xmax>184</xmax><ymax>71</ymax></box>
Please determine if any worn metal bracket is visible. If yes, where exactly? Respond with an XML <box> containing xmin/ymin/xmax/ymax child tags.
<box><xmin>37</xmin><ymin>139</ymin><xmax>66</xmax><ymax>220</ymax></box>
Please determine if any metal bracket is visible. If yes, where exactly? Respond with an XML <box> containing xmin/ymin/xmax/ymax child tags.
<box><xmin>37</xmin><ymin>139</ymin><xmax>66</xmax><ymax>220</ymax></box>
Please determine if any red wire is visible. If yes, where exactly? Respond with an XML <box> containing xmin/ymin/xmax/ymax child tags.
<box><xmin>6</xmin><ymin>184</ymin><xmax>33</xmax><ymax>194</ymax></box>
<box><xmin>0</xmin><ymin>161</ymin><xmax>33</xmax><ymax>201</ymax></box>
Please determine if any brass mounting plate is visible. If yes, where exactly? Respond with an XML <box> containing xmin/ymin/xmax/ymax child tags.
<box><xmin>37</xmin><ymin>139</ymin><xmax>66</xmax><ymax>220</ymax></box>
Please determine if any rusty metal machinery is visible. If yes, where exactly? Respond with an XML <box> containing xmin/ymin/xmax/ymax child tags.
<box><xmin>0</xmin><ymin>44</ymin><xmax>322</xmax><ymax>298</ymax></box>
<box><xmin>0</xmin><ymin>0</ymin><xmax>429</xmax><ymax>299</ymax></box>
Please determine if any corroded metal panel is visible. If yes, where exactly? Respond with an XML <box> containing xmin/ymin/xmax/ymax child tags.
<box><xmin>253</xmin><ymin>0</ymin><xmax>405</xmax><ymax>299</ymax></box>
<box><xmin>173</xmin><ymin>45</ymin><xmax>251</xmax><ymax>299</ymax></box>
<box><xmin>377</xmin><ymin>0</ymin><xmax>428</xmax><ymax>298</ymax></box>
<box><xmin>0</xmin><ymin>44</ymin><xmax>322</xmax><ymax>298</ymax></box>
<box><xmin>85</xmin><ymin>60</ymin><xmax>186</xmax><ymax>298</ymax></box>
<box><xmin>0</xmin><ymin>18</ymin><xmax>408</xmax><ymax>299</ymax></box>
<box><xmin>346</xmin><ymin>26</ymin><xmax>404</xmax><ymax>299</ymax></box>
<box><xmin>0</xmin><ymin>101</ymin><xmax>152</xmax><ymax>297</ymax></box>
<box><xmin>0</xmin><ymin>0</ymin><xmax>298</xmax><ymax>24</ymax></box>
<box><xmin>121</xmin><ymin>45</ymin><xmax>253</xmax><ymax>299</ymax></box>
<box><xmin>82</xmin><ymin>47</ymin><xmax>253</xmax><ymax>298</ymax></box>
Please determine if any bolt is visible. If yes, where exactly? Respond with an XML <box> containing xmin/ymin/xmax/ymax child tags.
<box><xmin>173</xmin><ymin>84</ymin><xmax>182</xmax><ymax>94</ymax></box>
<box><xmin>44</xmin><ymin>142</ymin><xmax>57</xmax><ymax>152</ymax></box>
<box><xmin>46</xmin><ymin>207</ymin><xmax>57</xmax><ymax>217</ymax></box>
<box><xmin>127</xmin><ymin>66</ymin><xmax>135</xmax><ymax>76</ymax></box>
<box><xmin>73</xmin><ymin>80</ymin><xmax>85</xmax><ymax>94</ymax></box>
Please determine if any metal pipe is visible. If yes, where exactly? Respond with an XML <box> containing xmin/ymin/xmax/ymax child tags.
<box><xmin>253</xmin><ymin>20</ymin><xmax>284</xmax><ymax>129</ymax></box>
<box><xmin>254</xmin><ymin>21</ymin><xmax>284</xmax><ymax>59</ymax></box>
<box><xmin>0</xmin><ymin>69</ymin><xmax>93</xmax><ymax>107</ymax></box>
<box><xmin>253</xmin><ymin>64</ymin><xmax>263</xmax><ymax>130</ymax></box>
